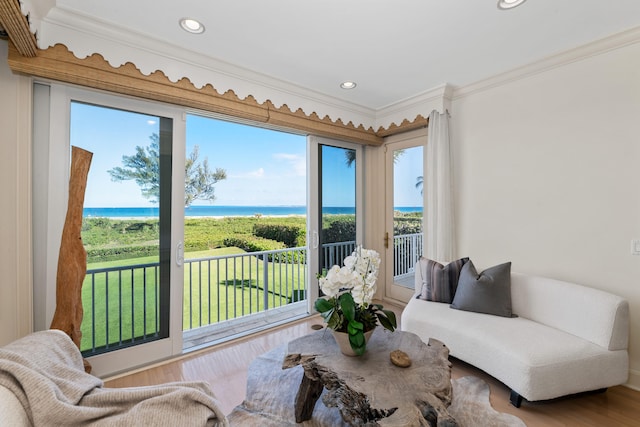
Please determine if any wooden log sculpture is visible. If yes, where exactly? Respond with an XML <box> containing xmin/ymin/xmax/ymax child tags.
<box><xmin>50</xmin><ymin>146</ymin><xmax>93</xmax><ymax>373</ymax></box>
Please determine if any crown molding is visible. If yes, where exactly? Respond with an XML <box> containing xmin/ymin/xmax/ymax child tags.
<box><xmin>19</xmin><ymin>0</ymin><xmax>55</xmax><ymax>36</ymax></box>
<box><xmin>374</xmin><ymin>84</ymin><xmax>452</xmax><ymax>133</ymax></box>
<box><xmin>453</xmin><ymin>25</ymin><xmax>640</xmax><ymax>99</ymax></box>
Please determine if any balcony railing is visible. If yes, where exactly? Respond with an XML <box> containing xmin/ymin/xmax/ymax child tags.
<box><xmin>80</xmin><ymin>235</ymin><xmax>422</xmax><ymax>356</ymax></box>
<box><xmin>321</xmin><ymin>241</ymin><xmax>356</xmax><ymax>272</ymax></box>
<box><xmin>81</xmin><ymin>262</ymin><xmax>161</xmax><ymax>355</ymax></box>
<box><xmin>183</xmin><ymin>247</ymin><xmax>307</xmax><ymax>330</ymax></box>
<box><xmin>393</xmin><ymin>232</ymin><xmax>423</xmax><ymax>277</ymax></box>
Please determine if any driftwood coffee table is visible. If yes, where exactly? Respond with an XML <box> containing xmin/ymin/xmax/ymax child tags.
<box><xmin>282</xmin><ymin>328</ymin><xmax>458</xmax><ymax>426</ymax></box>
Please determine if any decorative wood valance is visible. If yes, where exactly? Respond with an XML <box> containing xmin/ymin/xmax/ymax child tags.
<box><xmin>7</xmin><ymin>42</ymin><xmax>386</xmax><ymax>145</ymax></box>
<box><xmin>0</xmin><ymin>0</ymin><xmax>36</xmax><ymax>57</ymax></box>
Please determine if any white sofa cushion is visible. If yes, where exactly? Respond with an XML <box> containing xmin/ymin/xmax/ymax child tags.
<box><xmin>510</xmin><ymin>273</ymin><xmax>629</xmax><ymax>350</ymax></box>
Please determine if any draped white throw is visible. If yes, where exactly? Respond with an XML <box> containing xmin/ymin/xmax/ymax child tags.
<box><xmin>424</xmin><ymin>110</ymin><xmax>455</xmax><ymax>262</ymax></box>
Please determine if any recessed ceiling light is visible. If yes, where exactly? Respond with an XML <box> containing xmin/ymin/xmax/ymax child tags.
<box><xmin>179</xmin><ymin>18</ymin><xmax>205</xmax><ymax>34</ymax></box>
<box><xmin>497</xmin><ymin>0</ymin><xmax>527</xmax><ymax>10</ymax></box>
<box><xmin>340</xmin><ymin>81</ymin><xmax>357</xmax><ymax>90</ymax></box>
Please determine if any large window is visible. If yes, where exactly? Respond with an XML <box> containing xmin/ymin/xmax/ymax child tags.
<box><xmin>181</xmin><ymin>114</ymin><xmax>309</xmax><ymax>348</ymax></box>
<box><xmin>33</xmin><ymin>83</ymin><xmax>357</xmax><ymax>375</ymax></box>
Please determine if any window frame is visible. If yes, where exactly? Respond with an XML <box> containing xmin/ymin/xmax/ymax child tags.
<box><xmin>33</xmin><ymin>83</ymin><xmax>186</xmax><ymax>376</ymax></box>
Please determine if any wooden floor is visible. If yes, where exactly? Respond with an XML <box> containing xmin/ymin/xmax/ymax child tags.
<box><xmin>105</xmin><ymin>309</ymin><xmax>640</xmax><ymax>426</ymax></box>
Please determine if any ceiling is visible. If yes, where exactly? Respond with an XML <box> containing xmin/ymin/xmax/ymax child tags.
<box><xmin>19</xmin><ymin>0</ymin><xmax>640</xmax><ymax>122</ymax></box>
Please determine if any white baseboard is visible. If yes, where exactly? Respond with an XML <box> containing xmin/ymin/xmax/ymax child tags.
<box><xmin>625</xmin><ymin>368</ymin><xmax>640</xmax><ymax>391</ymax></box>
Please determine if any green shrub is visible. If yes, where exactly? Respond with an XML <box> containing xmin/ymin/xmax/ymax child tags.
<box><xmin>183</xmin><ymin>217</ymin><xmax>307</xmax><ymax>251</ymax></box>
<box><xmin>321</xmin><ymin>215</ymin><xmax>356</xmax><ymax>243</ymax></box>
<box><xmin>253</xmin><ymin>223</ymin><xmax>305</xmax><ymax>247</ymax></box>
<box><xmin>269</xmin><ymin>248</ymin><xmax>306</xmax><ymax>264</ymax></box>
<box><xmin>393</xmin><ymin>211</ymin><xmax>422</xmax><ymax>235</ymax></box>
<box><xmin>223</xmin><ymin>236</ymin><xmax>306</xmax><ymax>264</ymax></box>
<box><xmin>223</xmin><ymin>236</ymin><xmax>286</xmax><ymax>253</ymax></box>
<box><xmin>82</xmin><ymin>217</ymin><xmax>113</xmax><ymax>231</ymax></box>
<box><xmin>86</xmin><ymin>245</ymin><xmax>158</xmax><ymax>263</ymax></box>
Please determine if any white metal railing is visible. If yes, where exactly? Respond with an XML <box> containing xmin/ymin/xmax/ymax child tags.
<box><xmin>321</xmin><ymin>240</ymin><xmax>356</xmax><ymax>271</ymax></box>
<box><xmin>81</xmin><ymin>236</ymin><xmax>421</xmax><ymax>356</ymax></box>
<box><xmin>393</xmin><ymin>233</ymin><xmax>423</xmax><ymax>277</ymax></box>
<box><xmin>183</xmin><ymin>246</ymin><xmax>307</xmax><ymax>330</ymax></box>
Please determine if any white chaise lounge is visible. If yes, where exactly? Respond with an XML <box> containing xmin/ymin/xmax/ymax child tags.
<box><xmin>401</xmin><ymin>261</ymin><xmax>630</xmax><ymax>407</ymax></box>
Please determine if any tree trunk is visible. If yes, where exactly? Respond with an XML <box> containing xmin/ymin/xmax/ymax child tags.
<box><xmin>50</xmin><ymin>146</ymin><xmax>93</xmax><ymax>372</ymax></box>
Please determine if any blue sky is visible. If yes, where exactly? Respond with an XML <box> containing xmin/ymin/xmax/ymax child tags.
<box><xmin>71</xmin><ymin>102</ymin><xmax>422</xmax><ymax>208</ymax></box>
<box><xmin>187</xmin><ymin>114</ymin><xmax>308</xmax><ymax>206</ymax></box>
<box><xmin>393</xmin><ymin>146</ymin><xmax>423</xmax><ymax>206</ymax></box>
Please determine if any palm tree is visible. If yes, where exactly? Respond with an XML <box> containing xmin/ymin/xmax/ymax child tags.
<box><xmin>344</xmin><ymin>148</ymin><xmax>406</xmax><ymax>167</ymax></box>
<box><xmin>345</xmin><ymin>149</ymin><xmax>356</xmax><ymax>167</ymax></box>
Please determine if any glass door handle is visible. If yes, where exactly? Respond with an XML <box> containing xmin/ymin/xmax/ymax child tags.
<box><xmin>176</xmin><ymin>241</ymin><xmax>184</xmax><ymax>266</ymax></box>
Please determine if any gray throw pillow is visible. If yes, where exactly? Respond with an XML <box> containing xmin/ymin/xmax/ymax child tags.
<box><xmin>417</xmin><ymin>257</ymin><xmax>469</xmax><ymax>303</ymax></box>
<box><xmin>450</xmin><ymin>260</ymin><xmax>514</xmax><ymax>317</ymax></box>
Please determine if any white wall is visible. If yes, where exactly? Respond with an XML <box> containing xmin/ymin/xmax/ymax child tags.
<box><xmin>0</xmin><ymin>40</ymin><xmax>33</xmax><ymax>346</ymax></box>
<box><xmin>451</xmin><ymin>40</ymin><xmax>640</xmax><ymax>388</ymax></box>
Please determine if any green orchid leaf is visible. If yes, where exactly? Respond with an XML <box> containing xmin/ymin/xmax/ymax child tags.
<box><xmin>381</xmin><ymin>309</ymin><xmax>398</xmax><ymax>329</ymax></box>
<box><xmin>314</xmin><ymin>298</ymin><xmax>334</xmax><ymax>313</ymax></box>
<box><xmin>319</xmin><ymin>307</ymin><xmax>334</xmax><ymax>321</ymax></box>
<box><xmin>339</xmin><ymin>292</ymin><xmax>356</xmax><ymax>322</ymax></box>
<box><xmin>326</xmin><ymin>310</ymin><xmax>342</xmax><ymax>330</ymax></box>
<box><xmin>347</xmin><ymin>320</ymin><xmax>363</xmax><ymax>335</ymax></box>
<box><xmin>376</xmin><ymin>310</ymin><xmax>397</xmax><ymax>332</ymax></box>
<box><xmin>348</xmin><ymin>330</ymin><xmax>366</xmax><ymax>355</ymax></box>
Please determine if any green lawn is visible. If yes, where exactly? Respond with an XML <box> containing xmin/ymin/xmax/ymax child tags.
<box><xmin>80</xmin><ymin>247</ymin><xmax>307</xmax><ymax>352</ymax></box>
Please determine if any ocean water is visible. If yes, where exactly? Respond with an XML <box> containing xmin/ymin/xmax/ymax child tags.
<box><xmin>83</xmin><ymin>205</ymin><xmax>422</xmax><ymax>218</ymax></box>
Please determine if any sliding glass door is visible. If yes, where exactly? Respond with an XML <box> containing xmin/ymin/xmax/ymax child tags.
<box><xmin>36</xmin><ymin>84</ymin><xmax>186</xmax><ymax>376</ymax></box>
<box><xmin>181</xmin><ymin>114</ymin><xmax>308</xmax><ymax>349</ymax></box>
<box><xmin>71</xmin><ymin>102</ymin><xmax>173</xmax><ymax>355</ymax></box>
<box><xmin>307</xmin><ymin>136</ymin><xmax>363</xmax><ymax>306</ymax></box>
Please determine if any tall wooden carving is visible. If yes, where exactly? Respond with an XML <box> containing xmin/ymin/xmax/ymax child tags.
<box><xmin>50</xmin><ymin>146</ymin><xmax>93</xmax><ymax>372</ymax></box>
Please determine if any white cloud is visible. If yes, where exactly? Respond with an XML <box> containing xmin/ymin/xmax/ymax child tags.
<box><xmin>273</xmin><ymin>153</ymin><xmax>306</xmax><ymax>176</ymax></box>
<box><xmin>249</xmin><ymin>167</ymin><xmax>265</xmax><ymax>178</ymax></box>
<box><xmin>231</xmin><ymin>167</ymin><xmax>265</xmax><ymax>179</ymax></box>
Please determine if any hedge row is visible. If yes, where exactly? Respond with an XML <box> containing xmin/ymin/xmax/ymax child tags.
<box><xmin>222</xmin><ymin>236</ymin><xmax>305</xmax><ymax>263</ymax></box>
<box><xmin>86</xmin><ymin>245</ymin><xmax>158</xmax><ymax>263</ymax></box>
<box><xmin>394</xmin><ymin>221</ymin><xmax>422</xmax><ymax>235</ymax></box>
<box><xmin>184</xmin><ymin>235</ymin><xmax>216</xmax><ymax>252</ymax></box>
<box><xmin>321</xmin><ymin>216</ymin><xmax>356</xmax><ymax>243</ymax></box>
<box><xmin>253</xmin><ymin>223</ymin><xmax>306</xmax><ymax>247</ymax></box>
<box><xmin>223</xmin><ymin>236</ymin><xmax>286</xmax><ymax>253</ymax></box>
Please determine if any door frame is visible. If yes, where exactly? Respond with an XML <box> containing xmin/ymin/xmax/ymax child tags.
<box><xmin>383</xmin><ymin>128</ymin><xmax>427</xmax><ymax>303</ymax></box>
